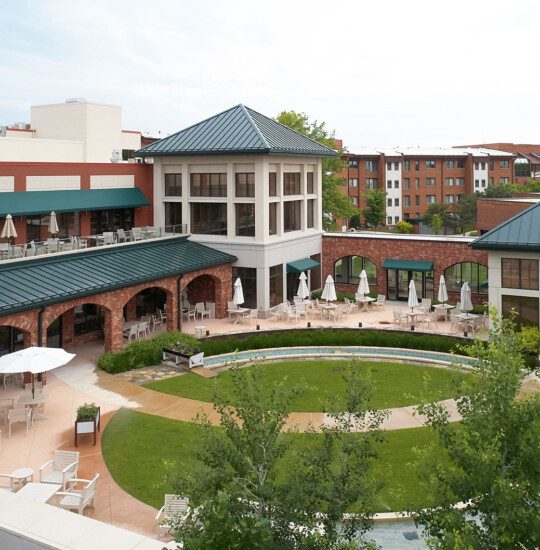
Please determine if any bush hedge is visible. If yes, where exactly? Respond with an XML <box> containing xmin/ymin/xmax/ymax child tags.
<box><xmin>97</xmin><ymin>332</ymin><xmax>199</xmax><ymax>374</ymax></box>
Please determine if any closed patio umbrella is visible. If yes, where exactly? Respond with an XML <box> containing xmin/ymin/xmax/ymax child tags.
<box><xmin>460</xmin><ymin>281</ymin><xmax>473</xmax><ymax>313</ymax></box>
<box><xmin>1</xmin><ymin>214</ymin><xmax>17</xmax><ymax>241</ymax></box>
<box><xmin>438</xmin><ymin>275</ymin><xmax>448</xmax><ymax>304</ymax></box>
<box><xmin>408</xmin><ymin>279</ymin><xmax>419</xmax><ymax>312</ymax></box>
<box><xmin>48</xmin><ymin>211</ymin><xmax>59</xmax><ymax>235</ymax></box>
<box><xmin>321</xmin><ymin>275</ymin><xmax>337</xmax><ymax>303</ymax></box>
<box><xmin>296</xmin><ymin>272</ymin><xmax>310</xmax><ymax>300</ymax></box>
<box><xmin>357</xmin><ymin>269</ymin><xmax>370</xmax><ymax>299</ymax></box>
<box><xmin>0</xmin><ymin>346</ymin><xmax>75</xmax><ymax>398</ymax></box>
<box><xmin>233</xmin><ymin>277</ymin><xmax>245</xmax><ymax>306</ymax></box>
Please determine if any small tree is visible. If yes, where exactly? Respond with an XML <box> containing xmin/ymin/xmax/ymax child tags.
<box><xmin>422</xmin><ymin>203</ymin><xmax>456</xmax><ymax>232</ymax></box>
<box><xmin>412</xmin><ymin>312</ymin><xmax>540</xmax><ymax>549</ymax></box>
<box><xmin>395</xmin><ymin>220</ymin><xmax>414</xmax><ymax>234</ymax></box>
<box><xmin>349</xmin><ymin>214</ymin><xmax>361</xmax><ymax>229</ymax></box>
<box><xmin>431</xmin><ymin>213</ymin><xmax>442</xmax><ymax>235</ymax></box>
<box><xmin>454</xmin><ymin>194</ymin><xmax>478</xmax><ymax>232</ymax></box>
<box><xmin>362</xmin><ymin>189</ymin><xmax>387</xmax><ymax>227</ymax></box>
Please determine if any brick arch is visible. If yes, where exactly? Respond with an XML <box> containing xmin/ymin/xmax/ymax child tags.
<box><xmin>0</xmin><ymin>320</ymin><xmax>33</xmax><ymax>348</ymax></box>
<box><xmin>42</xmin><ymin>298</ymin><xmax>112</xmax><ymax>332</ymax></box>
<box><xmin>119</xmin><ymin>280</ymin><xmax>176</xmax><ymax>310</ymax></box>
<box><xmin>440</xmin><ymin>259</ymin><xmax>488</xmax><ymax>274</ymax></box>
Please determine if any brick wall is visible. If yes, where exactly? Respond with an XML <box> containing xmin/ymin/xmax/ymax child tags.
<box><xmin>323</xmin><ymin>234</ymin><xmax>488</xmax><ymax>303</ymax></box>
<box><xmin>476</xmin><ymin>198</ymin><xmax>533</xmax><ymax>234</ymax></box>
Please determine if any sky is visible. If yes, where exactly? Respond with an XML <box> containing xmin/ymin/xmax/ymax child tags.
<box><xmin>1</xmin><ymin>0</ymin><xmax>539</xmax><ymax>150</ymax></box>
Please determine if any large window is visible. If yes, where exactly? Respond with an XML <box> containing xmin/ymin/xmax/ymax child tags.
<box><xmin>190</xmin><ymin>173</ymin><xmax>227</xmax><ymax>197</ymax></box>
<box><xmin>269</xmin><ymin>264</ymin><xmax>283</xmax><ymax>307</ymax></box>
<box><xmin>164</xmin><ymin>173</ymin><xmax>182</xmax><ymax>196</ymax></box>
<box><xmin>310</xmin><ymin>253</ymin><xmax>322</xmax><ymax>290</ymax></box>
<box><xmin>235</xmin><ymin>203</ymin><xmax>255</xmax><ymax>236</ymax></box>
<box><xmin>284</xmin><ymin>173</ymin><xmax>301</xmax><ymax>195</ymax></box>
<box><xmin>444</xmin><ymin>262</ymin><xmax>488</xmax><ymax>294</ymax></box>
<box><xmin>27</xmin><ymin>212</ymin><xmax>80</xmax><ymax>241</ymax></box>
<box><xmin>0</xmin><ymin>326</ymin><xmax>24</xmax><ymax>356</ymax></box>
<box><xmin>190</xmin><ymin>203</ymin><xmax>227</xmax><ymax>235</ymax></box>
<box><xmin>334</xmin><ymin>256</ymin><xmax>377</xmax><ymax>286</ymax></box>
<box><xmin>284</xmin><ymin>201</ymin><xmax>301</xmax><ymax>232</ymax></box>
<box><xmin>269</xmin><ymin>202</ymin><xmax>277</xmax><ymax>235</ymax></box>
<box><xmin>269</xmin><ymin>172</ymin><xmax>277</xmax><ymax>196</ymax></box>
<box><xmin>515</xmin><ymin>162</ymin><xmax>530</xmax><ymax>178</ymax></box>
<box><xmin>502</xmin><ymin>295</ymin><xmax>539</xmax><ymax>328</ymax></box>
<box><xmin>307</xmin><ymin>199</ymin><xmax>315</xmax><ymax>229</ymax></box>
<box><xmin>501</xmin><ymin>258</ymin><xmax>539</xmax><ymax>290</ymax></box>
<box><xmin>232</xmin><ymin>267</ymin><xmax>257</xmax><ymax>309</ymax></box>
<box><xmin>235</xmin><ymin>173</ymin><xmax>255</xmax><ymax>197</ymax></box>
<box><xmin>164</xmin><ymin>203</ymin><xmax>182</xmax><ymax>228</ymax></box>
<box><xmin>307</xmin><ymin>172</ymin><xmax>314</xmax><ymax>193</ymax></box>
<box><xmin>366</xmin><ymin>160</ymin><xmax>377</xmax><ymax>172</ymax></box>
<box><xmin>90</xmin><ymin>209</ymin><xmax>132</xmax><ymax>235</ymax></box>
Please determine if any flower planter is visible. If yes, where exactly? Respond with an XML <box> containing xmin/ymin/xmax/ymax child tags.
<box><xmin>74</xmin><ymin>406</ymin><xmax>101</xmax><ymax>447</ymax></box>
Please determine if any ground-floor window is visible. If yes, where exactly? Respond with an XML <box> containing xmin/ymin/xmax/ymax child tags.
<box><xmin>334</xmin><ymin>256</ymin><xmax>377</xmax><ymax>286</ymax></box>
<box><xmin>190</xmin><ymin>203</ymin><xmax>227</xmax><ymax>235</ymax></box>
<box><xmin>387</xmin><ymin>270</ymin><xmax>433</xmax><ymax>301</ymax></box>
<box><xmin>27</xmin><ymin>212</ymin><xmax>80</xmax><ymax>241</ymax></box>
<box><xmin>269</xmin><ymin>264</ymin><xmax>283</xmax><ymax>307</ymax></box>
<box><xmin>444</xmin><ymin>262</ymin><xmax>488</xmax><ymax>294</ymax></box>
<box><xmin>501</xmin><ymin>295</ymin><xmax>539</xmax><ymax>327</ymax></box>
<box><xmin>164</xmin><ymin>202</ymin><xmax>182</xmax><ymax>229</ymax></box>
<box><xmin>0</xmin><ymin>326</ymin><xmax>24</xmax><ymax>356</ymax></box>
<box><xmin>74</xmin><ymin>304</ymin><xmax>104</xmax><ymax>336</ymax></box>
<box><xmin>90</xmin><ymin>208</ymin><xmax>134</xmax><ymax>235</ymax></box>
<box><xmin>232</xmin><ymin>267</ymin><xmax>257</xmax><ymax>309</ymax></box>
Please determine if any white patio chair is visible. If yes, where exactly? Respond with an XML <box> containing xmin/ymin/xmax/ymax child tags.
<box><xmin>392</xmin><ymin>309</ymin><xmax>407</xmax><ymax>327</ymax></box>
<box><xmin>0</xmin><ymin>473</ymin><xmax>15</xmax><ymax>492</ymax></box>
<box><xmin>156</xmin><ymin>495</ymin><xmax>190</xmax><ymax>537</ymax></box>
<box><xmin>343</xmin><ymin>298</ymin><xmax>357</xmax><ymax>314</ymax></box>
<box><xmin>205</xmin><ymin>302</ymin><xmax>216</xmax><ymax>319</ymax></box>
<box><xmin>420</xmin><ymin>310</ymin><xmax>438</xmax><ymax>330</ymax></box>
<box><xmin>39</xmin><ymin>450</ymin><xmax>80</xmax><ymax>490</ymax></box>
<box><xmin>116</xmin><ymin>228</ymin><xmax>128</xmax><ymax>242</ymax></box>
<box><xmin>0</xmin><ymin>398</ymin><xmax>14</xmax><ymax>425</ymax></box>
<box><xmin>56</xmin><ymin>474</ymin><xmax>99</xmax><ymax>515</ymax></box>
<box><xmin>151</xmin><ymin>314</ymin><xmax>162</xmax><ymax>331</ymax></box>
<box><xmin>450</xmin><ymin>313</ymin><xmax>465</xmax><ymax>333</ymax></box>
<box><xmin>373</xmin><ymin>294</ymin><xmax>385</xmax><ymax>309</ymax></box>
<box><xmin>330</xmin><ymin>304</ymin><xmax>346</xmax><ymax>323</ymax></box>
<box><xmin>8</xmin><ymin>407</ymin><xmax>32</xmax><ymax>437</ymax></box>
<box><xmin>186</xmin><ymin>305</ymin><xmax>197</xmax><ymax>323</ymax></box>
<box><xmin>295</xmin><ymin>303</ymin><xmax>308</xmax><ymax>320</ymax></box>
<box><xmin>123</xmin><ymin>324</ymin><xmax>138</xmax><ymax>343</ymax></box>
<box><xmin>269</xmin><ymin>306</ymin><xmax>280</xmax><ymax>322</ymax></box>
<box><xmin>137</xmin><ymin>321</ymin><xmax>150</xmax><ymax>339</ymax></box>
<box><xmin>0</xmin><ymin>243</ymin><xmax>9</xmax><ymax>260</ymax></box>
<box><xmin>131</xmin><ymin>227</ymin><xmax>144</xmax><ymax>241</ymax></box>
<box><xmin>195</xmin><ymin>302</ymin><xmax>210</xmax><ymax>321</ymax></box>
<box><xmin>241</xmin><ymin>308</ymin><xmax>258</xmax><ymax>326</ymax></box>
<box><xmin>420</xmin><ymin>298</ymin><xmax>432</xmax><ymax>310</ymax></box>
<box><xmin>102</xmin><ymin>232</ymin><xmax>115</xmax><ymax>245</ymax></box>
<box><xmin>286</xmin><ymin>306</ymin><xmax>300</xmax><ymax>323</ymax></box>
<box><xmin>227</xmin><ymin>301</ymin><xmax>238</xmax><ymax>319</ymax></box>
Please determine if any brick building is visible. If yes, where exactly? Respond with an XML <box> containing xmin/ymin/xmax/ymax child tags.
<box><xmin>323</xmin><ymin>232</ymin><xmax>488</xmax><ymax>304</ymax></box>
<box><xmin>476</xmin><ymin>196</ymin><xmax>540</xmax><ymax>234</ymax></box>
<box><xmin>339</xmin><ymin>147</ymin><xmax>514</xmax><ymax>229</ymax></box>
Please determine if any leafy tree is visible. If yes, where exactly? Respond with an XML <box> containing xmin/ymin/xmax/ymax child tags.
<box><xmin>481</xmin><ymin>183</ymin><xmax>515</xmax><ymax>198</ymax></box>
<box><xmin>454</xmin><ymin>194</ymin><xmax>478</xmax><ymax>231</ymax></box>
<box><xmin>422</xmin><ymin>203</ymin><xmax>457</xmax><ymax>232</ymax></box>
<box><xmin>168</xmin><ymin>364</ymin><xmax>385</xmax><ymax>549</ymax></box>
<box><xmin>362</xmin><ymin>189</ymin><xmax>387</xmax><ymax>227</ymax></box>
<box><xmin>395</xmin><ymin>220</ymin><xmax>414</xmax><ymax>234</ymax></box>
<box><xmin>431</xmin><ymin>213</ymin><xmax>442</xmax><ymax>235</ymax></box>
<box><xmin>349</xmin><ymin>214</ymin><xmax>361</xmax><ymax>229</ymax></box>
<box><xmin>524</xmin><ymin>178</ymin><xmax>540</xmax><ymax>192</ymax></box>
<box><xmin>275</xmin><ymin>111</ymin><xmax>358</xmax><ymax>230</ymax></box>
<box><xmin>412</xmin><ymin>312</ymin><xmax>540</xmax><ymax>549</ymax></box>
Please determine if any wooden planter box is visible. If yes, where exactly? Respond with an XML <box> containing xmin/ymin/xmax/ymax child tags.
<box><xmin>74</xmin><ymin>407</ymin><xmax>101</xmax><ymax>447</ymax></box>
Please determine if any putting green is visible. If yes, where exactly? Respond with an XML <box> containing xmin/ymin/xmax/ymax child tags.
<box><xmin>143</xmin><ymin>360</ymin><xmax>465</xmax><ymax>411</ymax></box>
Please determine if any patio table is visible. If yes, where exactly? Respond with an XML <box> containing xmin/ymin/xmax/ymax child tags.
<box><xmin>230</xmin><ymin>307</ymin><xmax>250</xmax><ymax>324</ymax></box>
<box><xmin>18</xmin><ymin>392</ymin><xmax>48</xmax><ymax>421</ymax></box>
<box><xmin>318</xmin><ymin>303</ymin><xmax>337</xmax><ymax>319</ymax></box>
<box><xmin>457</xmin><ymin>313</ymin><xmax>478</xmax><ymax>321</ymax></box>
<box><xmin>356</xmin><ymin>296</ymin><xmax>375</xmax><ymax>312</ymax></box>
<box><xmin>434</xmin><ymin>303</ymin><xmax>454</xmax><ymax>321</ymax></box>
<box><xmin>16</xmin><ymin>482</ymin><xmax>61</xmax><ymax>503</ymax></box>
<box><xmin>405</xmin><ymin>310</ymin><xmax>421</xmax><ymax>326</ymax></box>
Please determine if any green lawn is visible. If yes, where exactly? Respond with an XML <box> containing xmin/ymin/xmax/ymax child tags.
<box><xmin>143</xmin><ymin>360</ymin><xmax>464</xmax><ymax>411</ymax></box>
<box><xmin>102</xmin><ymin>408</ymin><xmax>442</xmax><ymax>512</ymax></box>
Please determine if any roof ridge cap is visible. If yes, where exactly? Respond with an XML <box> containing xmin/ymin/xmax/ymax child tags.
<box><xmin>239</xmin><ymin>104</ymin><xmax>270</xmax><ymax>150</ymax></box>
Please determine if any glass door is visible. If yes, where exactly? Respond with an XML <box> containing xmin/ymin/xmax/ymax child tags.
<box><xmin>398</xmin><ymin>270</ymin><xmax>410</xmax><ymax>300</ymax></box>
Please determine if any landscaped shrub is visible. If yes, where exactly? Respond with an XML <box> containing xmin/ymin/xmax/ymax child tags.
<box><xmin>97</xmin><ymin>331</ymin><xmax>199</xmax><ymax>374</ymax></box>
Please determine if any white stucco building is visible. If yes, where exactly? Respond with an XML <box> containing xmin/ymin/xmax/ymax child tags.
<box><xmin>138</xmin><ymin>104</ymin><xmax>337</xmax><ymax>314</ymax></box>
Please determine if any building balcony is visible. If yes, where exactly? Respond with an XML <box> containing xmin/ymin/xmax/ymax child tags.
<box><xmin>0</xmin><ymin>224</ymin><xmax>188</xmax><ymax>263</ymax></box>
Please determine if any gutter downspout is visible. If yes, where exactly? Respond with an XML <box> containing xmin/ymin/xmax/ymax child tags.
<box><xmin>37</xmin><ymin>306</ymin><xmax>45</xmax><ymax>347</ymax></box>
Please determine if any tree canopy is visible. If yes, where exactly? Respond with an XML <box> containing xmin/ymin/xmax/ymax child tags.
<box><xmin>362</xmin><ymin>189</ymin><xmax>387</xmax><ymax>227</ymax></box>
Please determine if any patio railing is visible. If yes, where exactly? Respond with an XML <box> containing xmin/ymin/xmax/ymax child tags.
<box><xmin>0</xmin><ymin>224</ymin><xmax>188</xmax><ymax>262</ymax></box>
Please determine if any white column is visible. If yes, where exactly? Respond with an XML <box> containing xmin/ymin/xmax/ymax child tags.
<box><xmin>316</xmin><ymin>159</ymin><xmax>323</xmax><ymax>230</ymax></box>
<box><xmin>254</xmin><ymin>156</ymin><xmax>268</xmax><ymax>241</ymax></box>
<box><xmin>277</xmin><ymin>163</ymin><xmax>284</xmax><ymax>237</ymax></box>
<box><xmin>301</xmin><ymin>163</ymin><xmax>307</xmax><ymax>231</ymax></box>
<box><xmin>153</xmin><ymin>159</ymin><xmax>165</xmax><ymax>226</ymax></box>
<box><xmin>182</xmin><ymin>162</ymin><xmax>190</xmax><ymax>232</ymax></box>
<box><xmin>257</xmin><ymin>266</ymin><xmax>270</xmax><ymax>313</ymax></box>
<box><xmin>226</xmin><ymin>161</ymin><xmax>235</xmax><ymax>239</ymax></box>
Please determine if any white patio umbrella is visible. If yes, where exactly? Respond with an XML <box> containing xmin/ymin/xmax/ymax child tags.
<box><xmin>357</xmin><ymin>269</ymin><xmax>370</xmax><ymax>299</ymax></box>
<box><xmin>48</xmin><ymin>211</ymin><xmax>59</xmax><ymax>235</ymax></box>
<box><xmin>321</xmin><ymin>275</ymin><xmax>337</xmax><ymax>302</ymax></box>
<box><xmin>1</xmin><ymin>214</ymin><xmax>17</xmax><ymax>240</ymax></box>
<box><xmin>408</xmin><ymin>279</ymin><xmax>419</xmax><ymax>312</ymax></box>
<box><xmin>0</xmin><ymin>347</ymin><xmax>75</xmax><ymax>397</ymax></box>
<box><xmin>460</xmin><ymin>281</ymin><xmax>473</xmax><ymax>313</ymax></box>
<box><xmin>232</xmin><ymin>277</ymin><xmax>245</xmax><ymax>306</ymax></box>
<box><xmin>438</xmin><ymin>275</ymin><xmax>448</xmax><ymax>304</ymax></box>
<box><xmin>296</xmin><ymin>272</ymin><xmax>310</xmax><ymax>300</ymax></box>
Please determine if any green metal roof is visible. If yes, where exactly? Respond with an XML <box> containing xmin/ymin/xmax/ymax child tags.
<box><xmin>136</xmin><ymin>105</ymin><xmax>337</xmax><ymax>158</ymax></box>
<box><xmin>0</xmin><ymin>237</ymin><xmax>236</xmax><ymax>316</ymax></box>
<box><xmin>472</xmin><ymin>202</ymin><xmax>540</xmax><ymax>251</ymax></box>
<box><xmin>286</xmin><ymin>258</ymin><xmax>320</xmax><ymax>273</ymax></box>
<box><xmin>382</xmin><ymin>259</ymin><xmax>434</xmax><ymax>272</ymax></box>
<box><xmin>0</xmin><ymin>188</ymin><xmax>149</xmax><ymax>217</ymax></box>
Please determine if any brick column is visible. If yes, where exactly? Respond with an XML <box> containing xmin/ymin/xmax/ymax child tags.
<box><xmin>167</xmin><ymin>288</ymin><xmax>177</xmax><ymax>332</ymax></box>
<box><xmin>124</xmin><ymin>297</ymin><xmax>137</xmax><ymax>321</ymax></box>
<box><xmin>61</xmin><ymin>309</ymin><xmax>75</xmax><ymax>348</ymax></box>
<box><xmin>104</xmin><ymin>307</ymin><xmax>124</xmax><ymax>352</ymax></box>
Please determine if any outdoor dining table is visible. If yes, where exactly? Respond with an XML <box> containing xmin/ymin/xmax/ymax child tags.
<box><xmin>17</xmin><ymin>392</ymin><xmax>48</xmax><ymax>421</ymax></box>
<box><xmin>405</xmin><ymin>310</ymin><xmax>421</xmax><ymax>326</ymax></box>
<box><xmin>356</xmin><ymin>296</ymin><xmax>375</xmax><ymax>311</ymax></box>
<box><xmin>230</xmin><ymin>307</ymin><xmax>250</xmax><ymax>324</ymax></box>
<box><xmin>434</xmin><ymin>303</ymin><xmax>455</xmax><ymax>321</ymax></box>
<box><xmin>457</xmin><ymin>313</ymin><xmax>478</xmax><ymax>321</ymax></box>
<box><xmin>16</xmin><ymin>482</ymin><xmax>61</xmax><ymax>503</ymax></box>
<box><xmin>318</xmin><ymin>303</ymin><xmax>337</xmax><ymax>319</ymax></box>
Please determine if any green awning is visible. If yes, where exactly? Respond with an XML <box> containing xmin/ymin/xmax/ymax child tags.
<box><xmin>287</xmin><ymin>258</ymin><xmax>320</xmax><ymax>273</ymax></box>
<box><xmin>382</xmin><ymin>259</ymin><xmax>434</xmax><ymax>272</ymax></box>
<box><xmin>0</xmin><ymin>188</ymin><xmax>149</xmax><ymax>217</ymax></box>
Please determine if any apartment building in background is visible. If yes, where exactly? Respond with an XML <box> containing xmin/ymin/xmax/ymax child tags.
<box><xmin>339</xmin><ymin>147</ymin><xmax>515</xmax><ymax>228</ymax></box>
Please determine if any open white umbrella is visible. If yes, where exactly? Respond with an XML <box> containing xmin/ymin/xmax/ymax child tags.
<box><xmin>321</xmin><ymin>275</ymin><xmax>337</xmax><ymax>302</ymax></box>
<box><xmin>460</xmin><ymin>281</ymin><xmax>473</xmax><ymax>313</ymax></box>
<box><xmin>357</xmin><ymin>269</ymin><xmax>370</xmax><ymax>299</ymax></box>
<box><xmin>0</xmin><ymin>347</ymin><xmax>75</xmax><ymax>397</ymax></box>
<box><xmin>1</xmin><ymin>214</ymin><xmax>17</xmax><ymax>240</ymax></box>
<box><xmin>408</xmin><ymin>279</ymin><xmax>419</xmax><ymax>312</ymax></box>
<box><xmin>296</xmin><ymin>272</ymin><xmax>310</xmax><ymax>300</ymax></box>
<box><xmin>48</xmin><ymin>211</ymin><xmax>59</xmax><ymax>235</ymax></box>
<box><xmin>438</xmin><ymin>275</ymin><xmax>448</xmax><ymax>304</ymax></box>
<box><xmin>232</xmin><ymin>277</ymin><xmax>245</xmax><ymax>306</ymax></box>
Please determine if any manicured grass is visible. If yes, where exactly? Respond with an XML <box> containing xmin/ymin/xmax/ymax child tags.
<box><xmin>102</xmin><ymin>408</ymin><xmax>440</xmax><ymax>512</ymax></box>
<box><xmin>143</xmin><ymin>360</ymin><xmax>465</xmax><ymax>411</ymax></box>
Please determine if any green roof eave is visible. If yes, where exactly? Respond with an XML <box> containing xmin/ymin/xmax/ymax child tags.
<box><xmin>287</xmin><ymin>258</ymin><xmax>320</xmax><ymax>273</ymax></box>
<box><xmin>0</xmin><ymin>188</ymin><xmax>149</xmax><ymax>218</ymax></box>
<box><xmin>382</xmin><ymin>259</ymin><xmax>434</xmax><ymax>272</ymax></box>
